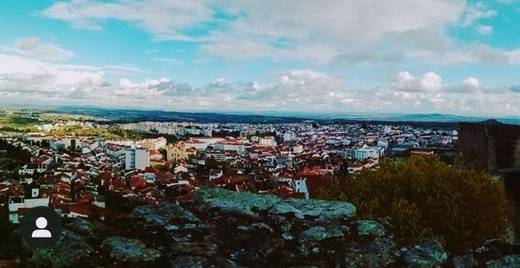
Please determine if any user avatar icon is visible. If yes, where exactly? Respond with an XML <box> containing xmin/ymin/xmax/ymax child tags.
<box><xmin>21</xmin><ymin>206</ymin><xmax>62</xmax><ymax>249</ymax></box>
<box><xmin>31</xmin><ymin>217</ymin><xmax>52</xmax><ymax>238</ymax></box>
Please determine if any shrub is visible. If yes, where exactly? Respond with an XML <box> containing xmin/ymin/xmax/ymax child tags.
<box><xmin>319</xmin><ymin>155</ymin><xmax>508</xmax><ymax>253</ymax></box>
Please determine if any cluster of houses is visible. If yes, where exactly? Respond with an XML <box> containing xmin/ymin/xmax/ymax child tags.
<box><xmin>0</xmin><ymin>122</ymin><xmax>457</xmax><ymax>224</ymax></box>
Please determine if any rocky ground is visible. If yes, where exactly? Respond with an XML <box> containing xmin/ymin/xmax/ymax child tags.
<box><xmin>2</xmin><ymin>187</ymin><xmax>520</xmax><ymax>267</ymax></box>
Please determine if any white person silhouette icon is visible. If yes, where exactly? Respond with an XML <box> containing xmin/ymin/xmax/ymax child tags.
<box><xmin>31</xmin><ymin>217</ymin><xmax>52</xmax><ymax>238</ymax></box>
<box><xmin>21</xmin><ymin>206</ymin><xmax>63</xmax><ymax>249</ymax></box>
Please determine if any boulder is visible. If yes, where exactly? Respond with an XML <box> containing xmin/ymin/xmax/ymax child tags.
<box><xmin>453</xmin><ymin>254</ymin><xmax>477</xmax><ymax>268</ymax></box>
<box><xmin>171</xmin><ymin>256</ymin><xmax>206</xmax><ymax>268</ymax></box>
<box><xmin>402</xmin><ymin>240</ymin><xmax>448</xmax><ymax>267</ymax></box>
<box><xmin>356</xmin><ymin>220</ymin><xmax>386</xmax><ymax>237</ymax></box>
<box><xmin>170</xmin><ymin>241</ymin><xmax>218</xmax><ymax>257</ymax></box>
<box><xmin>28</xmin><ymin>230</ymin><xmax>92</xmax><ymax>268</ymax></box>
<box><xmin>195</xmin><ymin>187</ymin><xmax>281</xmax><ymax>219</ymax></box>
<box><xmin>300</xmin><ymin>226</ymin><xmax>345</xmax><ymax>242</ymax></box>
<box><xmin>270</xmin><ymin>198</ymin><xmax>356</xmax><ymax>222</ymax></box>
<box><xmin>486</xmin><ymin>255</ymin><xmax>520</xmax><ymax>268</ymax></box>
<box><xmin>101</xmin><ymin>236</ymin><xmax>161</xmax><ymax>263</ymax></box>
<box><xmin>129</xmin><ymin>202</ymin><xmax>202</xmax><ymax>227</ymax></box>
<box><xmin>195</xmin><ymin>187</ymin><xmax>356</xmax><ymax>222</ymax></box>
<box><xmin>65</xmin><ymin>217</ymin><xmax>105</xmax><ymax>240</ymax></box>
<box><xmin>344</xmin><ymin>237</ymin><xmax>399</xmax><ymax>267</ymax></box>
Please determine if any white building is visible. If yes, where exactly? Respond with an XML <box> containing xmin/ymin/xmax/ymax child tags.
<box><xmin>259</xmin><ymin>136</ymin><xmax>277</xmax><ymax>147</ymax></box>
<box><xmin>141</xmin><ymin>137</ymin><xmax>167</xmax><ymax>151</ymax></box>
<box><xmin>214</xmin><ymin>141</ymin><xmax>247</xmax><ymax>153</ymax></box>
<box><xmin>291</xmin><ymin>178</ymin><xmax>310</xmax><ymax>200</ymax></box>
<box><xmin>292</xmin><ymin>144</ymin><xmax>304</xmax><ymax>154</ymax></box>
<box><xmin>125</xmin><ymin>148</ymin><xmax>150</xmax><ymax>170</ymax></box>
<box><xmin>185</xmin><ymin>137</ymin><xmax>223</xmax><ymax>151</ymax></box>
<box><xmin>283</xmin><ymin>131</ymin><xmax>296</xmax><ymax>142</ymax></box>
<box><xmin>354</xmin><ymin>145</ymin><xmax>380</xmax><ymax>161</ymax></box>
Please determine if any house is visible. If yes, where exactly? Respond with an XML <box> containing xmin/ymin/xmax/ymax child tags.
<box><xmin>166</xmin><ymin>143</ymin><xmax>192</xmax><ymax>162</ymax></box>
<box><xmin>290</xmin><ymin>178</ymin><xmax>309</xmax><ymax>200</ymax></box>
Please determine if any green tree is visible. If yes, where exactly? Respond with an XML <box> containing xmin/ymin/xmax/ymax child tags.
<box><xmin>319</xmin><ymin>155</ymin><xmax>508</xmax><ymax>253</ymax></box>
<box><xmin>205</xmin><ymin>156</ymin><xmax>218</xmax><ymax>169</ymax></box>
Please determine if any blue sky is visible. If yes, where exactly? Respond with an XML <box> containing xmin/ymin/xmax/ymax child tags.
<box><xmin>0</xmin><ymin>0</ymin><xmax>519</xmax><ymax>116</ymax></box>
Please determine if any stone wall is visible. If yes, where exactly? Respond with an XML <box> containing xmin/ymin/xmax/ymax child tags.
<box><xmin>459</xmin><ymin>122</ymin><xmax>520</xmax><ymax>246</ymax></box>
<box><xmin>458</xmin><ymin>122</ymin><xmax>520</xmax><ymax>171</ymax></box>
<box><xmin>9</xmin><ymin>188</ymin><xmax>520</xmax><ymax>267</ymax></box>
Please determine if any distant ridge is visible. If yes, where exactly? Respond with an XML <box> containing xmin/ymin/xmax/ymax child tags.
<box><xmin>47</xmin><ymin>106</ymin><xmax>520</xmax><ymax>126</ymax></box>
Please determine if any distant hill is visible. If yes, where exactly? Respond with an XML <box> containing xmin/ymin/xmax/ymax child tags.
<box><xmin>48</xmin><ymin>106</ymin><xmax>520</xmax><ymax>126</ymax></box>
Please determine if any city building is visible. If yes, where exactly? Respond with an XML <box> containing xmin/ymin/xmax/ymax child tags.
<box><xmin>125</xmin><ymin>148</ymin><xmax>150</xmax><ymax>170</ymax></box>
<box><xmin>141</xmin><ymin>137</ymin><xmax>167</xmax><ymax>151</ymax></box>
<box><xmin>259</xmin><ymin>136</ymin><xmax>277</xmax><ymax>147</ymax></box>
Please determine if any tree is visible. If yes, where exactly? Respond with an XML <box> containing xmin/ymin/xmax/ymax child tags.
<box><xmin>205</xmin><ymin>156</ymin><xmax>218</xmax><ymax>169</ymax></box>
<box><xmin>319</xmin><ymin>155</ymin><xmax>508</xmax><ymax>253</ymax></box>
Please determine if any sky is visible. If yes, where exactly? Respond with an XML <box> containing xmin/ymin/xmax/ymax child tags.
<box><xmin>0</xmin><ymin>0</ymin><xmax>520</xmax><ymax>117</ymax></box>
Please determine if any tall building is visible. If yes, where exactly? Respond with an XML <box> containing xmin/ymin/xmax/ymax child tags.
<box><xmin>125</xmin><ymin>148</ymin><xmax>150</xmax><ymax>170</ymax></box>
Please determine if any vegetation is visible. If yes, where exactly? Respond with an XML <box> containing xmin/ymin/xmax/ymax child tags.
<box><xmin>0</xmin><ymin>139</ymin><xmax>32</xmax><ymax>179</ymax></box>
<box><xmin>0</xmin><ymin>112</ymin><xmax>43</xmax><ymax>133</ymax></box>
<box><xmin>319</xmin><ymin>155</ymin><xmax>508</xmax><ymax>253</ymax></box>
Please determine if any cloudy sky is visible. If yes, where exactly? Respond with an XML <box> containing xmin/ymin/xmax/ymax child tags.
<box><xmin>0</xmin><ymin>0</ymin><xmax>520</xmax><ymax>116</ymax></box>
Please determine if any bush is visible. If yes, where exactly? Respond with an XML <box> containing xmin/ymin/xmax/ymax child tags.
<box><xmin>319</xmin><ymin>155</ymin><xmax>508</xmax><ymax>253</ymax></box>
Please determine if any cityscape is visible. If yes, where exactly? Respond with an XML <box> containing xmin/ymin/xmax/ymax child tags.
<box><xmin>1</xmin><ymin>0</ymin><xmax>520</xmax><ymax>267</ymax></box>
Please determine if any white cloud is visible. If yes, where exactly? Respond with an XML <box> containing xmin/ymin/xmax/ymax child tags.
<box><xmin>475</xmin><ymin>25</ymin><xmax>493</xmax><ymax>35</ymax></box>
<box><xmin>12</xmin><ymin>37</ymin><xmax>74</xmax><ymax>62</ymax></box>
<box><xmin>204</xmin><ymin>0</ymin><xmax>466</xmax><ymax>63</ymax></box>
<box><xmin>459</xmin><ymin>2</ymin><xmax>497</xmax><ymax>27</ymax></box>
<box><xmin>392</xmin><ymin>71</ymin><xmax>443</xmax><ymax>92</ymax></box>
<box><xmin>463</xmin><ymin>76</ymin><xmax>481</xmax><ymax>91</ymax></box>
<box><xmin>41</xmin><ymin>0</ymin><xmax>213</xmax><ymax>41</ymax></box>
<box><xmin>1</xmin><ymin>53</ymin><xmax>520</xmax><ymax>116</ymax></box>
<box><xmin>1</xmin><ymin>35</ymin><xmax>520</xmax><ymax>116</ymax></box>
<box><xmin>41</xmin><ymin>0</ymin><xmax>471</xmax><ymax>64</ymax></box>
<box><xmin>469</xmin><ymin>44</ymin><xmax>520</xmax><ymax>64</ymax></box>
<box><xmin>38</xmin><ymin>0</ymin><xmax>520</xmax><ymax>67</ymax></box>
<box><xmin>0</xmin><ymin>48</ymin><xmax>144</xmax><ymax>100</ymax></box>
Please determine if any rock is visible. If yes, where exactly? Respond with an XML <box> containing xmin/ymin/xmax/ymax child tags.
<box><xmin>102</xmin><ymin>236</ymin><xmax>161</xmax><ymax>263</ymax></box>
<box><xmin>300</xmin><ymin>226</ymin><xmax>345</xmax><ymax>242</ymax></box>
<box><xmin>195</xmin><ymin>187</ymin><xmax>356</xmax><ymax>222</ymax></box>
<box><xmin>223</xmin><ymin>258</ymin><xmax>238</xmax><ymax>268</ymax></box>
<box><xmin>195</xmin><ymin>187</ymin><xmax>281</xmax><ymax>219</ymax></box>
<box><xmin>486</xmin><ymin>255</ymin><xmax>520</xmax><ymax>268</ymax></box>
<box><xmin>344</xmin><ymin>237</ymin><xmax>399</xmax><ymax>267</ymax></box>
<box><xmin>20</xmin><ymin>188</ymin><xmax>481</xmax><ymax>267</ymax></box>
<box><xmin>170</xmin><ymin>241</ymin><xmax>218</xmax><ymax>257</ymax></box>
<box><xmin>28</xmin><ymin>230</ymin><xmax>92</xmax><ymax>268</ymax></box>
<box><xmin>453</xmin><ymin>254</ymin><xmax>477</xmax><ymax>268</ymax></box>
<box><xmin>356</xmin><ymin>220</ymin><xmax>386</xmax><ymax>237</ymax></box>
<box><xmin>298</xmin><ymin>225</ymin><xmax>346</xmax><ymax>258</ymax></box>
<box><xmin>129</xmin><ymin>202</ymin><xmax>202</xmax><ymax>227</ymax></box>
<box><xmin>65</xmin><ymin>217</ymin><xmax>105</xmax><ymax>240</ymax></box>
<box><xmin>279</xmin><ymin>198</ymin><xmax>356</xmax><ymax>221</ymax></box>
<box><xmin>238</xmin><ymin>222</ymin><xmax>274</xmax><ymax>234</ymax></box>
<box><xmin>171</xmin><ymin>256</ymin><xmax>206</xmax><ymax>268</ymax></box>
<box><xmin>473</xmin><ymin>239</ymin><xmax>513</xmax><ymax>263</ymax></box>
<box><xmin>402</xmin><ymin>240</ymin><xmax>448</xmax><ymax>267</ymax></box>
